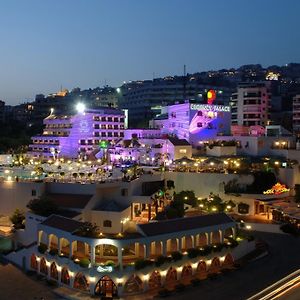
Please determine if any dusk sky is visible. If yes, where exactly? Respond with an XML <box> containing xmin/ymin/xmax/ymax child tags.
<box><xmin>0</xmin><ymin>0</ymin><xmax>300</xmax><ymax>104</ymax></box>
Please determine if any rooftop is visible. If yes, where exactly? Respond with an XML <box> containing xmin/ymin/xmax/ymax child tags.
<box><xmin>168</xmin><ymin>137</ymin><xmax>191</xmax><ymax>146</ymax></box>
<box><xmin>41</xmin><ymin>215</ymin><xmax>83</xmax><ymax>233</ymax></box>
<box><xmin>47</xmin><ymin>193</ymin><xmax>93</xmax><ymax>209</ymax></box>
<box><xmin>138</xmin><ymin>213</ymin><xmax>234</xmax><ymax>237</ymax></box>
<box><xmin>94</xmin><ymin>201</ymin><xmax>130</xmax><ymax>212</ymax></box>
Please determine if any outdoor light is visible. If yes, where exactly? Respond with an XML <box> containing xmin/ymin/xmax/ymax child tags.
<box><xmin>76</xmin><ymin>102</ymin><xmax>85</xmax><ymax>113</ymax></box>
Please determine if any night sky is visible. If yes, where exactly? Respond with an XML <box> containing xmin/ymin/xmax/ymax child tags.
<box><xmin>0</xmin><ymin>0</ymin><xmax>299</xmax><ymax>104</ymax></box>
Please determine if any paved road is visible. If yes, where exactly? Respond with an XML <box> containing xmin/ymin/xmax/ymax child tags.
<box><xmin>151</xmin><ymin>231</ymin><xmax>300</xmax><ymax>300</ymax></box>
<box><xmin>0</xmin><ymin>263</ymin><xmax>61</xmax><ymax>300</ymax></box>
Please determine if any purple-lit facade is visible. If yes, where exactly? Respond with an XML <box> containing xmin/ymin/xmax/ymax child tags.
<box><xmin>28</xmin><ymin>108</ymin><xmax>125</xmax><ymax>159</ymax></box>
<box><xmin>152</xmin><ymin>102</ymin><xmax>231</xmax><ymax>146</ymax></box>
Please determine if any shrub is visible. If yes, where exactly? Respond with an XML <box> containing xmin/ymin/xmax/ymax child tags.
<box><xmin>191</xmin><ymin>278</ymin><xmax>201</xmax><ymax>286</ymax></box>
<box><xmin>135</xmin><ymin>259</ymin><xmax>153</xmax><ymax>270</ymax></box>
<box><xmin>105</xmin><ymin>260</ymin><xmax>115</xmax><ymax>267</ymax></box>
<box><xmin>49</xmin><ymin>248</ymin><xmax>58</xmax><ymax>256</ymax></box>
<box><xmin>247</xmin><ymin>235</ymin><xmax>255</xmax><ymax>242</ymax></box>
<box><xmin>199</xmin><ymin>245</ymin><xmax>212</xmax><ymax>256</ymax></box>
<box><xmin>171</xmin><ymin>251</ymin><xmax>183</xmax><ymax>261</ymax></box>
<box><xmin>155</xmin><ymin>255</ymin><xmax>168</xmax><ymax>267</ymax></box>
<box><xmin>79</xmin><ymin>258</ymin><xmax>90</xmax><ymax>268</ymax></box>
<box><xmin>280</xmin><ymin>223</ymin><xmax>300</xmax><ymax>236</ymax></box>
<box><xmin>175</xmin><ymin>283</ymin><xmax>186</xmax><ymax>292</ymax></box>
<box><xmin>46</xmin><ymin>279</ymin><xmax>58</xmax><ymax>287</ymax></box>
<box><xmin>187</xmin><ymin>248</ymin><xmax>200</xmax><ymax>258</ymax></box>
<box><xmin>212</xmin><ymin>243</ymin><xmax>224</xmax><ymax>252</ymax></box>
<box><xmin>158</xmin><ymin>288</ymin><xmax>172</xmax><ymax>297</ymax></box>
<box><xmin>38</xmin><ymin>243</ymin><xmax>47</xmax><ymax>254</ymax></box>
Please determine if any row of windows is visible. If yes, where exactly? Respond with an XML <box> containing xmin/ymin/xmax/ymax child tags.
<box><xmin>79</xmin><ymin>136</ymin><xmax>123</xmax><ymax>145</ymax></box>
<box><xmin>33</xmin><ymin>140</ymin><xmax>59</xmax><ymax>144</ymax></box>
<box><xmin>94</xmin><ymin>124</ymin><xmax>124</xmax><ymax>130</ymax></box>
<box><xmin>93</xmin><ymin>116</ymin><xmax>124</xmax><ymax>122</ymax></box>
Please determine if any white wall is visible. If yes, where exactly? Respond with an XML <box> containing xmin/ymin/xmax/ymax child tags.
<box><xmin>0</xmin><ymin>181</ymin><xmax>45</xmax><ymax>216</ymax></box>
<box><xmin>165</xmin><ymin>172</ymin><xmax>254</xmax><ymax>197</ymax></box>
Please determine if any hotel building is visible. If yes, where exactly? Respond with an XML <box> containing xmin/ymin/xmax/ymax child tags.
<box><xmin>150</xmin><ymin>101</ymin><xmax>231</xmax><ymax>147</ymax></box>
<box><xmin>231</xmin><ymin>82</ymin><xmax>271</xmax><ymax>127</ymax></box>
<box><xmin>28</xmin><ymin>108</ymin><xmax>125</xmax><ymax>159</ymax></box>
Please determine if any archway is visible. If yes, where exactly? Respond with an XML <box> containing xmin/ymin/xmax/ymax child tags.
<box><xmin>165</xmin><ymin>267</ymin><xmax>177</xmax><ymax>285</ymax></box>
<box><xmin>196</xmin><ymin>261</ymin><xmax>207</xmax><ymax>279</ymax></box>
<box><xmin>124</xmin><ymin>274</ymin><xmax>143</xmax><ymax>294</ymax></box>
<box><xmin>183</xmin><ymin>236</ymin><xmax>193</xmax><ymax>250</ymax></box>
<box><xmin>30</xmin><ymin>254</ymin><xmax>38</xmax><ymax>270</ymax></box>
<box><xmin>149</xmin><ymin>271</ymin><xmax>161</xmax><ymax>290</ymax></box>
<box><xmin>211</xmin><ymin>231</ymin><xmax>221</xmax><ymax>244</ymax></box>
<box><xmin>166</xmin><ymin>239</ymin><xmax>178</xmax><ymax>254</ymax></box>
<box><xmin>61</xmin><ymin>267</ymin><xmax>70</xmax><ymax>285</ymax></box>
<box><xmin>95</xmin><ymin>276</ymin><xmax>118</xmax><ymax>298</ymax></box>
<box><xmin>150</xmin><ymin>241</ymin><xmax>163</xmax><ymax>257</ymax></box>
<box><xmin>50</xmin><ymin>262</ymin><xmax>58</xmax><ymax>280</ymax></box>
<box><xmin>223</xmin><ymin>253</ymin><xmax>234</xmax><ymax>268</ymax></box>
<box><xmin>224</xmin><ymin>228</ymin><xmax>234</xmax><ymax>240</ymax></box>
<box><xmin>48</xmin><ymin>234</ymin><xmax>59</xmax><ymax>250</ymax></box>
<box><xmin>74</xmin><ymin>273</ymin><xmax>89</xmax><ymax>291</ymax></box>
<box><xmin>209</xmin><ymin>257</ymin><xmax>221</xmax><ymax>274</ymax></box>
<box><xmin>39</xmin><ymin>257</ymin><xmax>48</xmax><ymax>275</ymax></box>
<box><xmin>38</xmin><ymin>230</ymin><xmax>47</xmax><ymax>245</ymax></box>
<box><xmin>60</xmin><ymin>238</ymin><xmax>70</xmax><ymax>256</ymax></box>
<box><xmin>198</xmin><ymin>233</ymin><xmax>208</xmax><ymax>247</ymax></box>
<box><xmin>181</xmin><ymin>265</ymin><xmax>192</xmax><ymax>280</ymax></box>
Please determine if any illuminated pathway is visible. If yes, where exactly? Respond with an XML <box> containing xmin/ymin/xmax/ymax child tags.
<box><xmin>247</xmin><ymin>269</ymin><xmax>300</xmax><ymax>300</ymax></box>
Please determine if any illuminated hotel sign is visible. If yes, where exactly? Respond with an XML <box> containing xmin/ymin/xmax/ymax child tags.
<box><xmin>190</xmin><ymin>104</ymin><xmax>231</xmax><ymax>112</ymax></box>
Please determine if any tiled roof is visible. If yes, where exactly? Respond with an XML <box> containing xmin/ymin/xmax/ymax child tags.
<box><xmin>47</xmin><ymin>193</ymin><xmax>92</xmax><ymax>209</ymax></box>
<box><xmin>41</xmin><ymin>215</ymin><xmax>83</xmax><ymax>233</ymax></box>
<box><xmin>94</xmin><ymin>201</ymin><xmax>130</xmax><ymax>212</ymax></box>
<box><xmin>168</xmin><ymin>137</ymin><xmax>191</xmax><ymax>146</ymax></box>
<box><xmin>138</xmin><ymin>213</ymin><xmax>234</xmax><ymax>237</ymax></box>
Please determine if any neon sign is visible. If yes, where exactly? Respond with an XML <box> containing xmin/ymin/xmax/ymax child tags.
<box><xmin>97</xmin><ymin>265</ymin><xmax>113</xmax><ymax>273</ymax></box>
<box><xmin>263</xmin><ymin>183</ymin><xmax>290</xmax><ymax>195</ymax></box>
<box><xmin>190</xmin><ymin>104</ymin><xmax>231</xmax><ymax>112</ymax></box>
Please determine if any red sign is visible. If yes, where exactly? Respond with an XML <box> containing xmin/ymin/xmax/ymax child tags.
<box><xmin>207</xmin><ymin>90</ymin><xmax>216</xmax><ymax>105</ymax></box>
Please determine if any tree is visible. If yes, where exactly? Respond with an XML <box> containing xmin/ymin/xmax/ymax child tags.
<box><xmin>75</xmin><ymin>222</ymin><xmax>99</xmax><ymax>238</ymax></box>
<box><xmin>27</xmin><ymin>195</ymin><xmax>58</xmax><ymax>217</ymax></box>
<box><xmin>174</xmin><ymin>190</ymin><xmax>197</xmax><ymax>207</ymax></box>
<box><xmin>10</xmin><ymin>209</ymin><xmax>25</xmax><ymax>229</ymax></box>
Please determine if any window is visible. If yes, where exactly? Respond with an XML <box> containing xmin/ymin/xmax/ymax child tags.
<box><xmin>114</xmin><ymin>125</ymin><xmax>118</xmax><ymax>129</ymax></box>
<box><xmin>114</xmin><ymin>117</ymin><xmax>118</xmax><ymax>122</ymax></box>
<box><xmin>101</xmin><ymin>132</ymin><xmax>106</xmax><ymax>137</ymax></box>
<box><xmin>103</xmin><ymin>220</ymin><xmax>112</xmax><ymax>227</ymax></box>
<box><xmin>197</xmin><ymin>111</ymin><xmax>202</xmax><ymax>116</ymax></box>
<box><xmin>121</xmin><ymin>188</ymin><xmax>128</xmax><ymax>196</ymax></box>
<box><xmin>197</xmin><ymin>122</ymin><xmax>202</xmax><ymax>128</ymax></box>
<box><xmin>179</xmin><ymin>149</ymin><xmax>187</xmax><ymax>154</ymax></box>
<box><xmin>108</xmin><ymin>132</ymin><xmax>112</xmax><ymax>137</ymax></box>
<box><xmin>94</xmin><ymin>124</ymin><xmax>99</xmax><ymax>129</ymax></box>
<box><xmin>31</xmin><ymin>190</ymin><xmax>36</xmax><ymax>196</ymax></box>
<box><xmin>107</xmin><ymin>117</ymin><xmax>112</xmax><ymax>122</ymax></box>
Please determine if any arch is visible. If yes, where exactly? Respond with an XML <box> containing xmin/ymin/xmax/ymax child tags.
<box><xmin>223</xmin><ymin>253</ymin><xmax>234</xmax><ymax>267</ymax></box>
<box><xmin>124</xmin><ymin>274</ymin><xmax>143</xmax><ymax>294</ymax></box>
<box><xmin>30</xmin><ymin>254</ymin><xmax>38</xmax><ymax>270</ymax></box>
<box><xmin>38</xmin><ymin>230</ymin><xmax>47</xmax><ymax>245</ymax></box>
<box><xmin>149</xmin><ymin>271</ymin><xmax>161</xmax><ymax>290</ymax></box>
<box><xmin>61</xmin><ymin>267</ymin><xmax>70</xmax><ymax>285</ymax></box>
<box><xmin>165</xmin><ymin>267</ymin><xmax>177</xmax><ymax>284</ymax></box>
<box><xmin>183</xmin><ymin>236</ymin><xmax>193</xmax><ymax>249</ymax></box>
<box><xmin>150</xmin><ymin>241</ymin><xmax>163</xmax><ymax>257</ymax></box>
<box><xmin>39</xmin><ymin>257</ymin><xmax>48</xmax><ymax>275</ymax></box>
<box><xmin>95</xmin><ymin>276</ymin><xmax>118</xmax><ymax>297</ymax></box>
<box><xmin>74</xmin><ymin>272</ymin><xmax>89</xmax><ymax>291</ymax></box>
<box><xmin>50</xmin><ymin>262</ymin><xmax>58</xmax><ymax>280</ymax></box>
<box><xmin>60</xmin><ymin>237</ymin><xmax>70</xmax><ymax>256</ymax></box>
<box><xmin>211</xmin><ymin>231</ymin><xmax>221</xmax><ymax>244</ymax></box>
<box><xmin>209</xmin><ymin>257</ymin><xmax>221</xmax><ymax>274</ymax></box>
<box><xmin>196</xmin><ymin>261</ymin><xmax>207</xmax><ymax>279</ymax></box>
<box><xmin>181</xmin><ymin>265</ymin><xmax>192</xmax><ymax>279</ymax></box>
<box><xmin>224</xmin><ymin>227</ymin><xmax>234</xmax><ymax>239</ymax></box>
<box><xmin>166</xmin><ymin>239</ymin><xmax>178</xmax><ymax>253</ymax></box>
<box><xmin>198</xmin><ymin>233</ymin><xmax>208</xmax><ymax>247</ymax></box>
<box><xmin>102</xmin><ymin>244</ymin><xmax>118</xmax><ymax>257</ymax></box>
<box><xmin>48</xmin><ymin>233</ymin><xmax>59</xmax><ymax>250</ymax></box>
